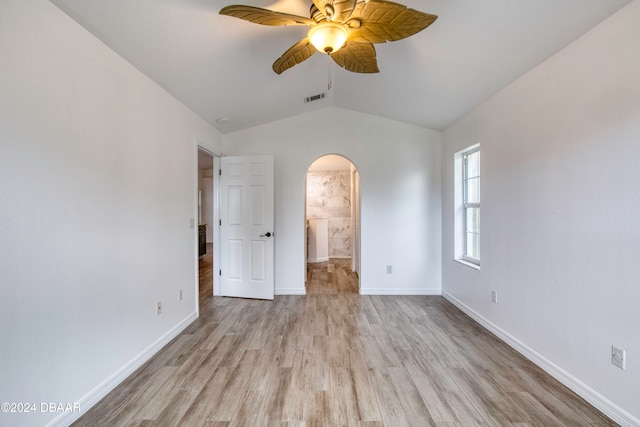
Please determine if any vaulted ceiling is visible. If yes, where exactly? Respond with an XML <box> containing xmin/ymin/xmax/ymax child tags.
<box><xmin>51</xmin><ymin>0</ymin><xmax>632</xmax><ymax>134</ymax></box>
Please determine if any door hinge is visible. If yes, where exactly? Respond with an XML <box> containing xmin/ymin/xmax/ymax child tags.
<box><xmin>219</xmin><ymin>219</ymin><xmax>222</xmax><ymax>226</ymax></box>
<box><xmin>219</xmin><ymin>270</ymin><xmax>222</xmax><ymax>276</ymax></box>
<box><xmin>219</xmin><ymin>169</ymin><xmax>222</xmax><ymax>176</ymax></box>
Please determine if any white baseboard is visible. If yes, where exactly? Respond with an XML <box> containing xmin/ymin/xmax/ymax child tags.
<box><xmin>442</xmin><ymin>292</ymin><xmax>639</xmax><ymax>427</ymax></box>
<box><xmin>275</xmin><ymin>288</ymin><xmax>306</xmax><ymax>295</ymax></box>
<box><xmin>47</xmin><ymin>312</ymin><xmax>198</xmax><ymax>427</ymax></box>
<box><xmin>307</xmin><ymin>257</ymin><xmax>329</xmax><ymax>263</ymax></box>
<box><xmin>276</xmin><ymin>288</ymin><xmax>442</xmax><ymax>296</ymax></box>
<box><xmin>359</xmin><ymin>288</ymin><xmax>442</xmax><ymax>296</ymax></box>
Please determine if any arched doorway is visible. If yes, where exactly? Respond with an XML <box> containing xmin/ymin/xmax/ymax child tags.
<box><xmin>304</xmin><ymin>154</ymin><xmax>361</xmax><ymax>294</ymax></box>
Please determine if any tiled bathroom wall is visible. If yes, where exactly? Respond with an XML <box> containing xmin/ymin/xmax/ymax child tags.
<box><xmin>306</xmin><ymin>170</ymin><xmax>352</xmax><ymax>258</ymax></box>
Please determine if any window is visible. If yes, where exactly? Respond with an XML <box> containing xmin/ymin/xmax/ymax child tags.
<box><xmin>462</xmin><ymin>148</ymin><xmax>480</xmax><ymax>264</ymax></box>
<box><xmin>454</xmin><ymin>144</ymin><xmax>480</xmax><ymax>268</ymax></box>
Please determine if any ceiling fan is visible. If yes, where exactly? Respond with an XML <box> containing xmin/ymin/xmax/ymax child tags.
<box><xmin>219</xmin><ymin>0</ymin><xmax>437</xmax><ymax>74</ymax></box>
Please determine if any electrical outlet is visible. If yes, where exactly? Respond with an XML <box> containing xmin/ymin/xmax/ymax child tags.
<box><xmin>491</xmin><ymin>291</ymin><xmax>498</xmax><ymax>304</ymax></box>
<box><xmin>386</xmin><ymin>265</ymin><xmax>393</xmax><ymax>274</ymax></box>
<box><xmin>612</xmin><ymin>346</ymin><xmax>626</xmax><ymax>370</ymax></box>
<box><xmin>179</xmin><ymin>289</ymin><xmax>183</xmax><ymax>301</ymax></box>
<box><xmin>156</xmin><ymin>301</ymin><xmax>162</xmax><ymax>315</ymax></box>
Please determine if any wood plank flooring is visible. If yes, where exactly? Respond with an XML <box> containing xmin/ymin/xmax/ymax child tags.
<box><xmin>73</xmin><ymin>259</ymin><xmax>616</xmax><ymax>426</ymax></box>
<box><xmin>306</xmin><ymin>259</ymin><xmax>359</xmax><ymax>295</ymax></box>
<box><xmin>199</xmin><ymin>243</ymin><xmax>213</xmax><ymax>302</ymax></box>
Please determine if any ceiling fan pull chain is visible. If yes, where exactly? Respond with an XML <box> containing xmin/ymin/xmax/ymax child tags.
<box><xmin>328</xmin><ymin>55</ymin><xmax>332</xmax><ymax>91</ymax></box>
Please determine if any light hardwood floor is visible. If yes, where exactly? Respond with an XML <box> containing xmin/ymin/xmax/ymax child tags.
<box><xmin>73</xmin><ymin>259</ymin><xmax>616</xmax><ymax>426</ymax></box>
<box><xmin>306</xmin><ymin>259</ymin><xmax>359</xmax><ymax>295</ymax></box>
<box><xmin>198</xmin><ymin>243</ymin><xmax>213</xmax><ymax>303</ymax></box>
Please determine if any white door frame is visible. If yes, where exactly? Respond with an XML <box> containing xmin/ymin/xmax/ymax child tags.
<box><xmin>351</xmin><ymin>165</ymin><xmax>361</xmax><ymax>283</ymax></box>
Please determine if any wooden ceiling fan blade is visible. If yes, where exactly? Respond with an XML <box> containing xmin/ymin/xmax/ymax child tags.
<box><xmin>220</xmin><ymin>5</ymin><xmax>315</xmax><ymax>26</ymax></box>
<box><xmin>273</xmin><ymin>38</ymin><xmax>317</xmax><ymax>74</ymax></box>
<box><xmin>331</xmin><ymin>41</ymin><xmax>379</xmax><ymax>73</ymax></box>
<box><xmin>312</xmin><ymin>0</ymin><xmax>357</xmax><ymax>23</ymax></box>
<box><xmin>347</xmin><ymin>0</ymin><xmax>437</xmax><ymax>43</ymax></box>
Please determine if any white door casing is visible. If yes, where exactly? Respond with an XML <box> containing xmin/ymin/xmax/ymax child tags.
<box><xmin>219</xmin><ymin>155</ymin><xmax>274</xmax><ymax>300</ymax></box>
<box><xmin>353</xmin><ymin>168</ymin><xmax>361</xmax><ymax>278</ymax></box>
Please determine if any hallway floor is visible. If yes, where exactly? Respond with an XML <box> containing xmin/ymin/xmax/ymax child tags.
<box><xmin>199</xmin><ymin>243</ymin><xmax>213</xmax><ymax>303</ymax></box>
<box><xmin>306</xmin><ymin>258</ymin><xmax>359</xmax><ymax>294</ymax></box>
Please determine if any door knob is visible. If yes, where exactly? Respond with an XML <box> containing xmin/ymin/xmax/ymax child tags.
<box><xmin>260</xmin><ymin>232</ymin><xmax>272</xmax><ymax>237</ymax></box>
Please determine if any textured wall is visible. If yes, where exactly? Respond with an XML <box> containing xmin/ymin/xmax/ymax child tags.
<box><xmin>306</xmin><ymin>170</ymin><xmax>352</xmax><ymax>258</ymax></box>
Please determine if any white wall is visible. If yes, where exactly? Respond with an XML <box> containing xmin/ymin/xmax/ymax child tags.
<box><xmin>223</xmin><ymin>107</ymin><xmax>442</xmax><ymax>295</ymax></box>
<box><xmin>0</xmin><ymin>1</ymin><xmax>222</xmax><ymax>426</ymax></box>
<box><xmin>441</xmin><ymin>1</ymin><xmax>640</xmax><ymax>424</ymax></box>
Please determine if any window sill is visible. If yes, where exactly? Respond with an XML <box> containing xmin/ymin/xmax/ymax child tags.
<box><xmin>455</xmin><ymin>258</ymin><xmax>480</xmax><ymax>270</ymax></box>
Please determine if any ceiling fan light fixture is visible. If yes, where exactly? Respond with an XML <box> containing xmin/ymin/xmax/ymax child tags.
<box><xmin>220</xmin><ymin>1</ymin><xmax>437</xmax><ymax>74</ymax></box>
<box><xmin>308</xmin><ymin>22</ymin><xmax>349</xmax><ymax>54</ymax></box>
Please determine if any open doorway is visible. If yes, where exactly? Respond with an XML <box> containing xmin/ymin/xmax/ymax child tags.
<box><xmin>305</xmin><ymin>154</ymin><xmax>361</xmax><ymax>294</ymax></box>
<box><xmin>197</xmin><ymin>148</ymin><xmax>215</xmax><ymax>305</ymax></box>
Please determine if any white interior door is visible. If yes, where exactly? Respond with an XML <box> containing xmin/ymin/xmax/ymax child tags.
<box><xmin>219</xmin><ymin>155</ymin><xmax>274</xmax><ymax>300</ymax></box>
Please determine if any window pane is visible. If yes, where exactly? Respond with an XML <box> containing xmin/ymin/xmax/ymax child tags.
<box><xmin>474</xmin><ymin>232</ymin><xmax>481</xmax><ymax>259</ymax></box>
<box><xmin>466</xmin><ymin>232</ymin><xmax>480</xmax><ymax>260</ymax></box>
<box><xmin>465</xmin><ymin>206</ymin><xmax>480</xmax><ymax>261</ymax></box>
<box><xmin>466</xmin><ymin>207</ymin><xmax>480</xmax><ymax>234</ymax></box>
<box><xmin>465</xmin><ymin>177</ymin><xmax>480</xmax><ymax>204</ymax></box>
<box><xmin>466</xmin><ymin>150</ymin><xmax>480</xmax><ymax>179</ymax></box>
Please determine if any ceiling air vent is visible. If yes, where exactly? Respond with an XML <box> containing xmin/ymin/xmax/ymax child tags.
<box><xmin>304</xmin><ymin>93</ymin><xmax>326</xmax><ymax>103</ymax></box>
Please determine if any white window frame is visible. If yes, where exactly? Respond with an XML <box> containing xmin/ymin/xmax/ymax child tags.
<box><xmin>454</xmin><ymin>144</ymin><xmax>480</xmax><ymax>269</ymax></box>
<box><xmin>462</xmin><ymin>147</ymin><xmax>480</xmax><ymax>265</ymax></box>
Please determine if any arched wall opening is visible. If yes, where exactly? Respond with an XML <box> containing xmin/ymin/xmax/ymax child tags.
<box><xmin>304</xmin><ymin>154</ymin><xmax>361</xmax><ymax>293</ymax></box>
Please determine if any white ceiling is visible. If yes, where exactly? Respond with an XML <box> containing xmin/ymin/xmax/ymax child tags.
<box><xmin>50</xmin><ymin>0</ymin><xmax>632</xmax><ymax>134</ymax></box>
